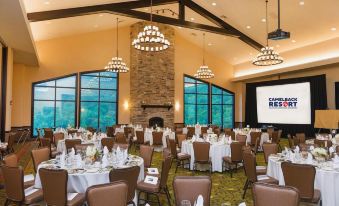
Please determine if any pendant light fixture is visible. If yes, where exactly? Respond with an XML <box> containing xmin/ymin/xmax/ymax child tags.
<box><xmin>194</xmin><ymin>33</ymin><xmax>214</xmax><ymax>79</ymax></box>
<box><xmin>131</xmin><ymin>0</ymin><xmax>170</xmax><ymax>52</ymax></box>
<box><xmin>252</xmin><ymin>0</ymin><xmax>283</xmax><ymax>66</ymax></box>
<box><xmin>105</xmin><ymin>18</ymin><xmax>129</xmax><ymax>73</ymax></box>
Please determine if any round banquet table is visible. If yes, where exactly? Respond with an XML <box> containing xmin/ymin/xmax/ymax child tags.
<box><xmin>34</xmin><ymin>155</ymin><xmax>144</xmax><ymax>203</ymax></box>
<box><xmin>267</xmin><ymin>156</ymin><xmax>339</xmax><ymax>206</ymax></box>
<box><xmin>181</xmin><ymin>140</ymin><xmax>231</xmax><ymax>172</ymax></box>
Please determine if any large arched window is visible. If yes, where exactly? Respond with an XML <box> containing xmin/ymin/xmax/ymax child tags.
<box><xmin>79</xmin><ymin>71</ymin><xmax>118</xmax><ymax>132</ymax></box>
<box><xmin>32</xmin><ymin>75</ymin><xmax>77</xmax><ymax>136</ymax></box>
<box><xmin>211</xmin><ymin>84</ymin><xmax>234</xmax><ymax>128</ymax></box>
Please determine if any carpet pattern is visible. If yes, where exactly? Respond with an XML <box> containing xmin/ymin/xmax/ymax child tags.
<box><xmin>0</xmin><ymin>140</ymin><xmax>288</xmax><ymax>206</ymax></box>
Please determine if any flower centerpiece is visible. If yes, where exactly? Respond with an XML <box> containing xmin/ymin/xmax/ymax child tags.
<box><xmin>311</xmin><ymin>147</ymin><xmax>328</xmax><ymax>162</ymax></box>
<box><xmin>86</xmin><ymin>146</ymin><xmax>100</xmax><ymax>163</ymax></box>
<box><xmin>86</xmin><ymin>131</ymin><xmax>93</xmax><ymax>140</ymax></box>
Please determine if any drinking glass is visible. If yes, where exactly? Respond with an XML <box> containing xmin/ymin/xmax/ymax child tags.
<box><xmin>181</xmin><ymin>200</ymin><xmax>191</xmax><ymax>206</ymax></box>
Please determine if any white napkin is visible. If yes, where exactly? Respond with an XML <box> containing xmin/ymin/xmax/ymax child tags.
<box><xmin>228</xmin><ymin>136</ymin><xmax>232</xmax><ymax>144</ymax></box>
<box><xmin>238</xmin><ymin>203</ymin><xmax>247</xmax><ymax>206</ymax></box>
<box><xmin>103</xmin><ymin>146</ymin><xmax>109</xmax><ymax>155</ymax></box>
<box><xmin>75</xmin><ymin>154</ymin><xmax>82</xmax><ymax>168</ymax></box>
<box><xmin>195</xmin><ymin>195</ymin><xmax>204</xmax><ymax>206</ymax></box>
<box><xmin>307</xmin><ymin>152</ymin><xmax>313</xmax><ymax>164</ymax></box>
<box><xmin>329</xmin><ymin>146</ymin><xmax>335</xmax><ymax>154</ymax></box>
<box><xmin>295</xmin><ymin>146</ymin><xmax>300</xmax><ymax>153</ymax></box>
<box><xmin>24</xmin><ymin>174</ymin><xmax>35</xmax><ymax>182</ymax></box>
<box><xmin>60</xmin><ymin>152</ymin><xmax>66</xmax><ymax>167</ymax></box>
<box><xmin>68</xmin><ymin>134</ymin><xmax>73</xmax><ymax>139</ymax></box>
<box><xmin>309</xmin><ymin>145</ymin><xmax>315</xmax><ymax>151</ymax></box>
<box><xmin>334</xmin><ymin>155</ymin><xmax>339</xmax><ymax>164</ymax></box>
<box><xmin>102</xmin><ymin>154</ymin><xmax>108</xmax><ymax>168</ymax></box>
<box><xmin>69</xmin><ymin>148</ymin><xmax>75</xmax><ymax>157</ymax></box>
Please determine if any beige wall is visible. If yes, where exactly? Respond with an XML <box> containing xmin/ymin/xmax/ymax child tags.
<box><xmin>6</xmin><ymin>48</ymin><xmax>13</xmax><ymax>131</ymax></box>
<box><xmin>236</xmin><ymin>63</ymin><xmax>339</xmax><ymax>122</ymax></box>
<box><xmin>11</xmin><ymin>25</ymin><xmax>235</xmax><ymax>127</ymax></box>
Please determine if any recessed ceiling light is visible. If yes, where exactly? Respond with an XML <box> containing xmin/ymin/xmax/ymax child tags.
<box><xmin>246</xmin><ymin>25</ymin><xmax>251</xmax><ymax>29</ymax></box>
<box><xmin>331</xmin><ymin>27</ymin><xmax>337</xmax><ymax>31</ymax></box>
<box><xmin>249</xmin><ymin>53</ymin><xmax>253</xmax><ymax>56</ymax></box>
<box><xmin>212</xmin><ymin>2</ymin><xmax>217</xmax><ymax>6</ymax></box>
<box><xmin>144</xmin><ymin>8</ymin><xmax>149</xmax><ymax>11</ymax></box>
<box><xmin>44</xmin><ymin>1</ymin><xmax>50</xmax><ymax>5</ymax></box>
<box><xmin>276</xmin><ymin>44</ymin><xmax>280</xmax><ymax>48</ymax></box>
<box><xmin>99</xmin><ymin>14</ymin><xmax>104</xmax><ymax>17</ymax></box>
<box><xmin>261</xmin><ymin>18</ymin><xmax>266</xmax><ymax>22</ymax></box>
<box><xmin>299</xmin><ymin>1</ymin><xmax>305</xmax><ymax>5</ymax></box>
<box><xmin>94</xmin><ymin>25</ymin><xmax>99</xmax><ymax>28</ymax></box>
<box><xmin>178</xmin><ymin>26</ymin><xmax>182</xmax><ymax>29</ymax></box>
<box><xmin>291</xmin><ymin>40</ymin><xmax>296</xmax><ymax>43</ymax></box>
<box><xmin>190</xmin><ymin>17</ymin><xmax>195</xmax><ymax>21</ymax></box>
<box><xmin>208</xmin><ymin>43</ymin><xmax>212</xmax><ymax>46</ymax></box>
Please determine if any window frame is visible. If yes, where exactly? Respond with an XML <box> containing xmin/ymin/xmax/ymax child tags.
<box><xmin>31</xmin><ymin>73</ymin><xmax>78</xmax><ymax>136</ymax></box>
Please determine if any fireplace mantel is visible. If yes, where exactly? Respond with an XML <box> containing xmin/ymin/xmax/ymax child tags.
<box><xmin>141</xmin><ymin>104</ymin><xmax>173</xmax><ymax>111</ymax></box>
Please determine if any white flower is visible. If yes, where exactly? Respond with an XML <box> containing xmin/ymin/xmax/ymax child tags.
<box><xmin>86</xmin><ymin>146</ymin><xmax>97</xmax><ymax>157</ymax></box>
<box><xmin>311</xmin><ymin>148</ymin><xmax>327</xmax><ymax>157</ymax></box>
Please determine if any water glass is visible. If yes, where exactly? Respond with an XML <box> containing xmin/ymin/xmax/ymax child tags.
<box><xmin>181</xmin><ymin>200</ymin><xmax>191</xmax><ymax>206</ymax></box>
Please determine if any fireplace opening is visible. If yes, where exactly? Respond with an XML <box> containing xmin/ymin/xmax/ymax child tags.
<box><xmin>149</xmin><ymin>117</ymin><xmax>164</xmax><ymax>128</ymax></box>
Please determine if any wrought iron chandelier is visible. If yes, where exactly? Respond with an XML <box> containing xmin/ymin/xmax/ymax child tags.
<box><xmin>194</xmin><ymin>33</ymin><xmax>214</xmax><ymax>79</ymax></box>
<box><xmin>131</xmin><ymin>0</ymin><xmax>170</xmax><ymax>52</ymax></box>
<box><xmin>105</xmin><ymin>18</ymin><xmax>129</xmax><ymax>73</ymax></box>
<box><xmin>252</xmin><ymin>0</ymin><xmax>283</xmax><ymax>66</ymax></box>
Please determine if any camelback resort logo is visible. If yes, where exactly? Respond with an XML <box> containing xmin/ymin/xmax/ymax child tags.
<box><xmin>268</xmin><ymin>97</ymin><xmax>298</xmax><ymax>109</ymax></box>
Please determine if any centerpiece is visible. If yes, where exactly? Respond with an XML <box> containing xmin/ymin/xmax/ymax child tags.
<box><xmin>86</xmin><ymin>146</ymin><xmax>100</xmax><ymax>163</ymax></box>
<box><xmin>311</xmin><ymin>147</ymin><xmax>328</xmax><ymax>162</ymax></box>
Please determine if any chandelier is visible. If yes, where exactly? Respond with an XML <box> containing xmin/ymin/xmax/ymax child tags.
<box><xmin>252</xmin><ymin>0</ymin><xmax>283</xmax><ymax>66</ymax></box>
<box><xmin>131</xmin><ymin>0</ymin><xmax>170</xmax><ymax>52</ymax></box>
<box><xmin>105</xmin><ymin>18</ymin><xmax>129</xmax><ymax>73</ymax></box>
<box><xmin>194</xmin><ymin>33</ymin><xmax>214</xmax><ymax>79</ymax></box>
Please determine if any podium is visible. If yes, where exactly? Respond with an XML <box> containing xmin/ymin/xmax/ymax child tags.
<box><xmin>314</xmin><ymin>110</ymin><xmax>339</xmax><ymax>129</ymax></box>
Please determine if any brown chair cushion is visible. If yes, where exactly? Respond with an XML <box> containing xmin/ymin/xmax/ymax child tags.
<box><xmin>24</xmin><ymin>189</ymin><xmax>43</xmax><ymax>204</ymax></box>
<box><xmin>257</xmin><ymin>175</ymin><xmax>279</xmax><ymax>185</ymax></box>
<box><xmin>302</xmin><ymin>189</ymin><xmax>321</xmax><ymax>203</ymax></box>
<box><xmin>67</xmin><ymin>193</ymin><xmax>86</xmax><ymax>206</ymax></box>
<box><xmin>137</xmin><ymin>181</ymin><xmax>160</xmax><ymax>193</ymax></box>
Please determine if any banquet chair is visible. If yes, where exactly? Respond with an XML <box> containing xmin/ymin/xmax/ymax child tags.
<box><xmin>295</xmin><ymin>133</ymin><xmax>306</xmax><ymax>143</ymax></box>
<box><xmin>54</xmin><ymin>132</ymin><xmax>64</xmax><ymax>145</ymax></box>
<box><xmin>223</xmin><ymin>128</ymin><xmax>232</xmax><ymax>133</ymax></box>
<box><xmin>87</xmin><ymin>127</ymin><xmax>97</xmax><ymax>134</ymax></box>
<box><xmin>39</xmin><ymin>138</ymin><xmax>58</xmax><ymax>158</ymax></box>
<box><xmin>101</xmin><ymin>137</ymin><xmax>114</xmax><ymax>152</ymax></box>
<box><xmin>113</xmin><ymin>143</ymin><xmax>129</xmax><ymax>150</ymax></box>
<box><xmin>86</xmin><ymin>182</ymin><xmax>128</xmax><ymax>206</ymax></box>
<box><xmin>106</xmin><ymin>126</ymin><xmax>114</xmax><ymax>138</ymax></box>
<box><xmin>225</xmin><ymin>131</ymin><xmax>235</xmax><ymax>140</ymax></box>
<box><xmin>124</xmin><ymin>127</ymin><xmax>134</xmax><ymax>140</ymax></box>
<box><xmin>75</xmin><ymin>144</ymin><xmax>94</xmax><ymax>154</ymax></box>
<box><xmin>236</xmin><ymin>134</ymin><xmax>247</xmax><ymax>145</ymax></box>
<box><xmin>252</xmin><ymin>137</ymin><xmax>261</xmax><ymax>155</ymax></box>
<box><xmin>173</xmin><ymin>176</ymin><xmax>212</xmax><ymax>206</ymax></box>
<box><xmin>39</xmin><ymin>168</ymin><xmax>86</xmax><ymax>206</ymax></box>
<box><xmin>223</xmin><ymin>142</ymin><xmax>243</xmax><ymax>177</ymax></box>
<box><xmin>314</xmin><ymin>139</ymin><xmax>332</xmax><ymax>148</ymax></box>
<box><xmin>250</xmin><ymin>132</ymin><xmax>262</xmax><ymax>147</ymax></box>
<box><xmin>31</xmin><ymin>147</ymin><xmax>50</xmax><ymax>173</ymax></box>
<box><xmin>2</xmin><ymin>165</ymin><xmax>43</xmax><ymax>206</ymax></box>
<box><xmin>115</xmin><ymin>132</ymin><xmax>128</xmax><ymax>144</ymax></box>
<box><xmin>3</xmin><ymin>154</ymin><xmax>35</xmax><ymax>188</ymax></box>
<box><xmin>140</xmin><ymin>145</ymin><xmax>154</xmax><ymax>169</ymax></box>
<box><xmin>152</xmin><ymin>131</ymin><xmax>164</xmax><ymax>147</ymax></box>
<box><xmin>187</xmin><ymin>127</ymin><xmax>195</xmax><ymax>138</ymax></box>
<box><xmin>252</xmin><ymin>183</ymin><xmax>300</xmax><ymax>206</ymax></box>
<box><xmin>137</xmin><ymin>156</ymin><xmax>172</xmax><ymax>206</ymax></box>
<box><xmin>281</xmin><ymin>162</ymin><xmax>321</xmax><ymax>204</ymax></box>
<box><xmin>44</xmin><ymin>128</ymin><xmax>54</xmax><ymax>144</ymax></box>
<box><xmin>134</xmin><ymin>130</ymin><xmax>149</xmax><ymax>151</ymax></box>
<box><xmin>65</xmin><ymin>139</ymin><xmax>82</xmax><ymax>153</ymax></box>
<box><xmin>193</xmin><ymin>142</ymin><xmax>212</xmax><ymax>174</ymax></box>
<box><xmin>163</xmin><ymin>148</ymin><xmax>172</xmax><ymax>159</ymax></box>
<box><xmin>262</xmin><ymin>143</ymin><xmax>278</xmax><ymax>164</ymax></box>
<box><xmin>109</xmin><ymin>166</ymin><xmax>140</xmax><ymax>206</ymax></box>
<box><xmin>242</xmin><ymin>152</ymin><xmax>278</xmax><ymax>199</ymax></box>
<box><xmin>213</xmin><ymin>127</ymin><xmax>221</xmax><ymax>136</ymax></box>
<box><xmin>175</xmin><ymin>127</ymin><xmax>183</xmax><ymax>137</ymax></box>
<box><xmin>169</xmin><ymin>138</ymin><xmax>191</xmax><ymax>173</ymax></box>
<box><xmin>201</xmin><ymin>127</ymin><xmax>208</xmax><ymax>135</ymax></box>
<box><xmin>5</xmin><ymin>133</ymin><xmax>16</xmax><ymax>154</ymax></box>
<box><xmin>68</xmin><ymin>129</ymin><xmax>77</xmax><ymax>136</ymax></box>
<box><xmin>267</xmin><ymin>128</ymin><xmax>274</xmax><ymax>137</ymax></box>
<box><xmin>176</xmin><ymin>134</ymin><xmax>187</xmax><ymax>150</ymax></box>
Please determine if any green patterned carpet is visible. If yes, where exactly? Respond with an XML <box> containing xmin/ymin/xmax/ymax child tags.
<box><xmin>0</xmin><ymin>140</ymin><xmax>288</xmax><ymax>206</ymax></box>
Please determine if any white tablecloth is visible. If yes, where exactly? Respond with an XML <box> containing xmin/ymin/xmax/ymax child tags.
<box><xmin>267</xmin><ymin>156</ymin><xmax>339</xmax><ymax>206</ymax></box>
<box><xmin>35</xmin><ymin>156</ymin><xmax>144</xmax><ymax>203</ymax></box>
<box><xmin>181</xmin><ymin>140</ymin><xmax>231</xmax><ymax>172</ymax></box>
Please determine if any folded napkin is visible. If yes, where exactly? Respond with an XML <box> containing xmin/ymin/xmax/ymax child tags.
<box><xmin>334</xmin><ymin>154</ymin><xmax>339</xmax><ymax>164</ymax></box>
<box><xmin>294</xmin><ymin>146</ymin><xmax>300</xmax><ymax>153</ymax></box>
<box><xmin>69</xmin><ymin>148</ymin><xmax>75</xmax><ymax>157</ymax></box>
<box><xmin>228</xmin><ymin>136</ymin><xmax>232</xmax><ymax>144</ymax></box>
<box><xmin>103</xmin><ymin>146</ymin><xmax>109</xmax><ymax>155</ymax></box>
<box><xmin>307</xmin><ymin>152</ymin><xmax>313</xmax><ymax>164</ymax></box>
<box><xmin>309</xmin><ymin>145</ymin><xmax>315</xmax><ymax>151</ymax></box>
<box><xmin>239</xmin><ymin>202</ymin><xmax>247</xmax><ymax>206</ymax></box>
<box><xmin>195</xmin><ymin>195</ymin><xmax>204</xmax><ymax>206</ymax></box>
<box><xmin>329</xmin><ymin>146</ymin><xmax>335</xmax><ymax>154</ymax></box>
<box><xmin>102</xmin><ymin>154</ymin><xmax>108</xmax><ymax>168</ymax></box>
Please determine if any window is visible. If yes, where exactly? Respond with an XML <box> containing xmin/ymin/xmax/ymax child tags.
<box><xmin>211</xmin><ymin>85</ymin><xmax>234</xmax><ymax>128</ymax></box>
<box><xmin>184</xmin><ymin>75</ymin><xmax>209</xmax><ymax>125</ymax></box>
<box><xmin>32</xmin><ymin>75</ymin><xmax>77</xmax><ymax>136</ymax></box>
<box><xmin>79</xmin><ymin>71</ymin><xmax>118</xmax><ymax>132</ymax></box>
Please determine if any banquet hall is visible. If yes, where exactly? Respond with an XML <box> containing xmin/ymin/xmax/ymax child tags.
<box><xmin>0</xmin><ymin>0</ymin><xmax>339</xmax><ymax>205</ymax></box>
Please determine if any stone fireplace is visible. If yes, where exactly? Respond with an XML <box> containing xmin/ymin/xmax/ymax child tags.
<box><xmin>149</xmin><ymin>117</ymin><xmax>164</xmax><ymax>128</ymax></box>
<box><xmin>129</xmin><ymin>22</ymin><xmax>175</xmax><ymax>128</ymax></box>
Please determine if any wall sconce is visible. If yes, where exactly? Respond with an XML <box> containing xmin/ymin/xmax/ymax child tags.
<box><xmin>175</xmin><ymin>101</ymin><xmax>180</xmax><ymax>111</ymax></box>
<box><xmin>123</xmin><ymin>100</ymin><xmax>129</xmax><ymax>110</ymax></box>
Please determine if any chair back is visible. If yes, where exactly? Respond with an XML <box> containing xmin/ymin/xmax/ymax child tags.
<box><xmin>109</xmin><ymin>166</ymin><xmax>140</xmax><ymax>202</ymax></box>
<box><xmin>135</xmin><ymin>130</ymin><xmax>145</xmax><ymax>144</ymax></box>
<box><xmin>201</xmin><ymin>127</ymin><xmax>208</xmax><ymax>135</ymax></box>
<box><xmin>173</xmin><ymin>176</ymin><xmax>212</xmax><ymax>206</ymax></box>
<box><xmin>267</xmin><ymin>128</ymin><xmax>274</xmax><ymax>136</ymax></box>
<box><xmin>236</xmin><ymin>134</ymin><xmax>247</xmax><ymax>144</ymax></box>
<box><xmin>243</xmin><ymin>152</ymin><xmax>257</xmax><ymax>182</ymax></box>
<box><xmin>44</xmin><ymin>128</ymin><xmax>54</xmax><ymax>143</ymax></box>
<box><xmin>177</xmin><ymin>134</ymin><xmax>186</xmax><ymax>148</ymax></box>
<box><xmin>140</xmin><ymin>145</ymin><xmax>154</xmax><ymax>168</ymax></box>
<box><xmin>230</xmin><ymin>142</ymin><xmax>243</xmax><ymax>162</ymax></box>
<box><xmin>281</xmin><ymin>162</ymin><xmax>316</xmax><ymax>201</ymax></box>
<box><xmin>7</xmin><ymin>133</ymin><xmax>17</xmax><ymax>152</ymax></box>
<box><xmin>262</xmin><ymin>143</ymin><xmax>278</xmax><ymax>164</ymax></box>
<box><xmin>160</xmin><ymin>156</ymin><xmax>172</xmax><ymax>188</ymax></box>
<box><xmin>113</xmin><ymin>143</ymin><xmax>129</xmax><ymax>150</ymax></box>
<box><xmin>101</xmin><ymin>138</ymin><xmax>114</xmax><ymax>152</ymax></box>
<box><xmin>175</xmin><ymin>128</ymin><xmax>183</xmax><ymax>136</ymax></box>
<box><xmin>31</xmin><ymin>147</ymin><xmax>50</xmax><ymax>173</ymax></box>
<box><xmin>86</xmin><ymin>182</ymin><xmax>128</xmax><ymax>206</ymax></box>
<box><xmin>75</xmin><ymin>144</ymin><xmax>94</xmax><ymax>153</ymax></box>
<box><xmin>252</xmin><ymin>183</ymin><xmax>300</xmax><ymax>206</ymax></box>
<box><xmin>287</xmin><ymin>134</ymin><xmax>294</xmax><ymax>148</ymax></box>
<box><xmin>193</xmin><ymin>142</ymin><xmax>210</xmax><ymax>162</ymax></box>
<box><xmin>40</xmin><ymin>137</ymin><xmax>52</xmax><ymax>149</ymax></box>
<box><xmin>250</xmin><ymin>132</ymin><xmax>262</xmax><ymax>146</ymax></box>
<box><xmin>106</xmin><ymin>126</ymin><xmax>114</xmax><ymax>137</ymax></box>
<box><xmin>225</xmin><ymin>131</ymin><xmax>235</xmax><ymax>140</ymax></box>
<box><xmin>223</xmin><ymin>128</ymin><xmax>232</xmax><ymax>133</ymax></box>
<box><xmin>213</xmin><ymin>127</ymin><xmax>221</xmax><ymax>136</ymax></box>
<box><xmin>187</xmin><ymin>127</ymin><xmax>195</xmax><ymax>138</ymax></box>
<box><xmin>67</xmin><ymin>129</ymin><xmax>77</xmax><ymax>136</ymax></box>
<box><xmin>115</xmin><ymin>132</ymin><xmax>127</xmax><ymax>144</ymax></box>
<box><xmin>65</xmin><ymin>139</ymin><xmax>81</xmax><ymax>152</ymax></box>
<box><xmin>54</xmin><ymin>133</ymin><xmax>64</xmax><ymax>145</ymax></box>
<box><xmin>152</xmin><ymin>132</ymin><xmax>163</xmax><ymax>145</ymax></box>
<box><xmin>124</xmin><ymin>127</ymin><xmax>133</xmax><ymax>138</ymax></box>
<box><xmin>2</xmin><ymin>166</ymin><xmax>25</xmax><ymax>202</ymax></box>
<box><xmin>271</xmin><ymin>131</ymin><xmax>279</xmax><ymax>143</ymax></box>
<box><xmin>295</xmin><ymin>133</ymin><xmax>306</xmax><ymax>143</ymax></box>
<box><xmin>39</xmin><ymin>168</ymin><xmax>67</xmax><ymax>206</ymax></box>
<box><xmin>169</xmin><ymin>138</ymin><xmax>177</xmax><ymax>158</ymax></box>
<box><xmin>4</xmin><ymin>153</ymin><xmax>18</xmax><ymax>167</ymax></box>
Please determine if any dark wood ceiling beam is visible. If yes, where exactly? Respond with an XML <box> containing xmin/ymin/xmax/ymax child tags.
<box><xmin>179</xmin><ymin>0</ymin><xmax>185</xmax><ymax>22</ymax></box>
<box><xmin>183</xmin><ymin>0</ymin><xmax>263</xmax><ymax>50</ymax></box>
